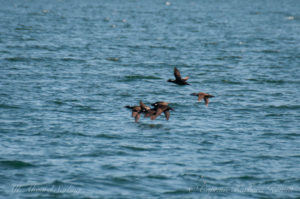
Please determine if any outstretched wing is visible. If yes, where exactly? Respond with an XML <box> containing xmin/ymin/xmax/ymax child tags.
<box><xmin>164</xmin><ymin>110</ymin><xmax>170</xmax><ymax>120</ymax></box>
<box><xmin>145</xmin><ymin>109</ymin><xmax>156</xmax><ymax>117</ymax></box>
<box><xmin>132</xmin><ymin>111</ymin><xmax>138</xmax><ymax>117</ymax></box>
<box><xmin>174</xmin><ymin>67</ymin><xmax>182</xmax><ymax>80</ymax></box>
<box><xmin>135</xmin><ymin>113</ymin><xmax>141</xmax><ymax>122</ymax></box>
<box><xmin>204</xmin><ymin>97</ymin><xmax>209</xmax><ymax>106</ymax></box>
<box><xmin>151</xmin><ymin>108</ymin><xmax>164</xmax><ymax>120</ymax></box>
<box><xmin>182</xmin><ymin>76</ymin><xmax>189</xmax><ymax>81</ymax></box>
<box><xmin>198</xmin><ymin>94</ymin><xmax>205</xmax><ymax>102</ymax></box>
<box><xmin>140</xmin><ymin>101</ymin><xmax>148</xmax><ymax>111</ymax></box>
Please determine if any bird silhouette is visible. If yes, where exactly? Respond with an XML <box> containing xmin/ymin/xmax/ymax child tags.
<box><xmin>149</xmin><ymin>101</ymin><xmax>174</xmax><ymax>120</ymax></box>
<box><xmin>191</xmin><ymin>92</ymin><xmax>214</xmax><ymax>106</ymax></box>
<box><xmin>167</xmin><ymin>67</ymin><xmax>190</xmax><ymax>85</ymax></box>
<box><xmin>125</xmin><ymin>101</ymin><xmax>150</xmax><ymax>122</ymax></box>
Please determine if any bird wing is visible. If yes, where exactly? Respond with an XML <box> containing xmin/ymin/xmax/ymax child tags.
<box><xmin>182</xmin><ymin>76</ymin><xmax>189</xmax><ymax>81</ymax></box>
<box><xmin>140</xmin><ymin>101</ymin><xmax>148</xmax><ymax>111</ymax></box>
<box><xmin>198</xmin><ymin>94</ymin><xmax>205</xmax><ymax>102</ymax></box>
<box><xmin>132</xmin><ymin>111</ymin><xmax>138</xmax><ymax>117</ymax></box>
<box><xmin>204</xmin><ymin>97</ymin><xmax>209</xmax><ymax>106</ymax></box>
<box><xmin>146</xmin><ymin>109</ymin><xmax>156</xmax><ymax>118</ymax></box>
<box><xmin>164</xmin><ymin>110</ymin><xmax>170</xmax><ymax>120</ymax></box>
<box><xmin>151</xmin><ymin>107</ymin><xmax>164</xmax><ymax>120</ymax></box>
<box><xmin>174</xmin><ymin>67</ymin><xmax>182</xmax><ymax>80</ymax></box>
<box><xmin>135</xmin><ymin>113</ymin><xmax>141</xmax><ymax>122</ymax></box>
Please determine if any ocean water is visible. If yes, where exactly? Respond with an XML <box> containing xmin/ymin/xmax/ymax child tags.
<box><xmin>1</xmin><ymin>0</ymin><xmax>300</xmax><ymax>198</ymax></box>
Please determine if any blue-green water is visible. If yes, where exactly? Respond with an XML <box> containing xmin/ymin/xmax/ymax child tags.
<box><xmin>1</xmin><ymin>0</ymin><xmax>300</xmax><ymax>198</ymax></box>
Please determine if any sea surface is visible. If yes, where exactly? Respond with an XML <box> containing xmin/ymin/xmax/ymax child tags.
<box><xmin>1</xmin><ymin>0</ymin><xmax>300</xmax><ymax>198</ymax></box>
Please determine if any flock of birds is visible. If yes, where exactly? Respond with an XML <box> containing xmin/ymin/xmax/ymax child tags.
<box><xmin>125</xmin><ymin>67</ymin><xmax>214</xmax><ymax>122</ymax></box>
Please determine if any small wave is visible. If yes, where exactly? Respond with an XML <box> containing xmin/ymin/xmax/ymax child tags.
<box><xmin>261</xmin><ymin>79</ymin><xmax>286</xmax><ymax>84</ymax></box>
<box><xmin>80</xmin><ymin>150</ymin><xmax>128</xmax><ymax>157</ymax></box>
<box><xmin>225</xmin><ymin>175</ymin><xmax>260</xmax><ymax>181</ymax></box>
<box><xmin>109</xmin><ymin>176</ymin><xmax>136</xmax><ymax>184</ymax></box>
<box><xmin>0</xmin><ymin>160</ymin><xmax>35</xmax><ymax>169</ymax></box>
<box><xmin>4</xmin><ymin>57</ymin><xmax>54</xmax><ymax>62</ymax></box>
<box><xmin>0</xmin><ymin>103</ymin><xmax>20</xmax><ymax>109</ymax></box>
<box><xmin>0</xmin><ymin>50</ymin><xmax>9</xmax><ymax>53</ymax></box>
<box><xmin>254</xmin><ymin>155</ymin><xmax>285</xmax><ymax>160</ymax></box>
<box><xmin>233</xmin><ymin>108</ymin><xmax>258</xmax><ymax>113</ymax></box>
<box><xmin>47</xmin><ymin>99</ymin><xmax>65</xmax><ymax>106</ymax></box>
<box><xmin>106</xmin><ymin>57</ymin><xmax>120</xmax><ymax>62</ymax></box>
<box><xmin>72</xmin><ymin>105</ymin><xmax>97</xmax><ymax>112</ymax></box>
<box><xmin>149</xmin><ymin>45</ymin><xmax>176</xmax><ymax>50</ymax></box>
<box><xmin>146</xmin><ymin>174</ymin><xmax>169</xmax><ymax>180</ymax></box>
<box><xmin>28</xmin><ymin>11</ymin><xmax>45</xmax><ymax>16</ymax></box>
<box><xmin>267</xmin><ymin>105</ymin><xmax>300</xmax><ymax>110</ymax></box>
<box><xmin>289</xmin><ymin>154</ymin><xmax>300</xmax><ymax>158</ymax></box>
<box><xmin>118</xmin><ymin>92</ymin><xmax>132</xmax><ymax>97</ymax></box>
<box><xmin>284</xmin><ymin>133</ymin><xmax>300</xmax><ymax>137</ymax></box>
<box><xmin>68</xmin><ymin>131</ymin><xmax>88</xmax><ymax>137</ymax></box>
<box><xmin>259</xmin><ymin>178</ymin><xmax>298</xmax><ymax>185</ymax></box>
<box><xmin>216</xmin><ymin>55</ymin><xmax>242</xmax><ymax>60</ymax></box>
<box><xmin>264</xmin><ymin>113</ymin><xmax>286</xmax><ymax>117</ymax></box>
<box><xmin>164</xmin><ymin>189</ymin><xmax>189</xmax><ymax>194</ymax></box>
<box><xmin>261</xmin><ymin>132</ymin><xmax>278</xmax><ymax>137</ymax></box>
<box><xmin>247</xmin><ymin>78</ymin><xmax>296</xmax><ymax>84</ymax></box>
<box><xmin>121</xmin><ymin>145</ymin><xmax>154</xmax><ymax>151</ymax></box>
<box><xmin>200</xmin><ymin>140</ymin><xmax>214</xmax><ymax>145</ymax></box>
<box><xmin>27</xmin><ymin>44</ymin><xmax>57</xmax><ymax>51</ymax></box>
<box><xmin>15</xmin><ymin>25</ymin><xmax>33</xmax><ymax>30</ymax></box>
<box><xmin>205</xmin><ymin>79</ymin><xmax>242</xmax><ymax>85</ymax></box>
<box><xmin>4</xmin><ymin>57</ymin><xmax>28</xmax><ymax>62</ymax></box>
<box><xmin>101</xmin><ymin>164</ymin><xmax>118</xmax><ymax>170</ymax></box>
<box><xmin>120</xmin><ymin>75</ymin><xmax>161</xmax><ymax>82</ymax></box>
<box><xmin>261</xmin><ymin>49</ymin><xmax>280</xmax><ymax>54</ymax></box>
<box><xmin>95</xmin><ymin>133</ymin><xmax>121</xmax><ymax>139</ymax></box>
<box><xmin>213</xmin><ymin>160</ymin><xmax>235</xmax><ymax>165</ymax></box>
<box><xmin>61</xmin><ymin>57</ymin><xmax>86</xmax><ymax>63</ymax></box>
<box><xmin>221</xmin><ymin>80</ymin><xmax>242</xmax><ymax>84</ymax></box>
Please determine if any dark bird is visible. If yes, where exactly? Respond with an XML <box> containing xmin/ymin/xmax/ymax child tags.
<box><xmin>191</xmin><ymin>92</ymin><xmax>214</xmax><ymax>106</ymax></box>
<box><xmin>125</xmin><ymin>101</ymin><xmax>150</xmax><ymax>122</ymax></box>
<box><xmin>139</xmin><ymin>101</ymin><xmax>150</xmax><ymax>112</ymax></box>
<box><xmin>149</xmin><ymin>101</ymin><xmax>174</xmax><ymax>120</ymax></box>
<box><xmin>167</xmin><ymin>67</ymin><xmax>190</xmax><ymax>85</ymax></box>
<box><xmin>144</xmin><ymin>108</ymin><xmax>157</xmax><ymax>119</ymax></box>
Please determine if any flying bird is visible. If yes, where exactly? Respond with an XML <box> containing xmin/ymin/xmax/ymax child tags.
<box><xmin>167</xmin><ymin>67</ymin><xmax>190</xmax><ymax>85</ymax></box>
<box><xmin>191</xmin><ymin>92</ymin><xmax>214</xmax><ymax>106</ymax></box>
<box><xmin>125</xmin><ymin>101</ymin><xmax>150</xmax><ymax>122</ymax></box>
<box><xmin>149</xmin><ymin>101</ymin><xmax>174</xmax><ymax>120</ymax></box>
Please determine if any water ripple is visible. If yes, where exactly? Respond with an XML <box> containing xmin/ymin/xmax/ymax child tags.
<box><xmin>0</xmin><ymin>160</ymin><xmax>35</xmax><ymax>169</ymax></box>
<box><xmin>1</xmin><ymin>1</ymin><xmax>300</xmax><ymax>198</ymax></box>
